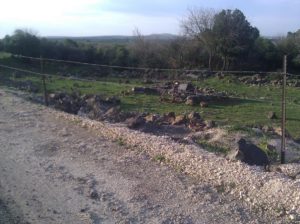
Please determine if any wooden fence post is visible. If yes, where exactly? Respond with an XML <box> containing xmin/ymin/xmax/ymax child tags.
<box><xmin>40</xmin><ymin>57</ymin><xmax>49</xmax><ymax>106</ymax></box>
<box><xmin>281</xmin><ymin>55</ymin><xmax>287</xmax><ymax>164</ymax></box>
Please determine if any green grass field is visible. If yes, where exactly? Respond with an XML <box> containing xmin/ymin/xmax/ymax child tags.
<box><xmin>1</xmin><ymin>54</ymin><xmax>300</xmax><ymax>139</ymax></box>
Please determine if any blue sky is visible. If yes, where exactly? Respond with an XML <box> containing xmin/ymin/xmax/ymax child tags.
<box><xmin>0</xmin><ymin>0</ymin><xmax>299</xmax><ymax>37</ymax></box>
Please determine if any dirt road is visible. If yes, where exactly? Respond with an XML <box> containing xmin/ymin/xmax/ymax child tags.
<box><xmin>0</xmin><ymin>88</ymin><xmax>285</xmax><ymax>223</ymax></box>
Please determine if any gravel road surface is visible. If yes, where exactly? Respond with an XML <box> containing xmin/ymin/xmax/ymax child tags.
<box><xmin>0</xmin><ymin>88</ymin><xmax>294</xmax><ymax>223</ymax></box>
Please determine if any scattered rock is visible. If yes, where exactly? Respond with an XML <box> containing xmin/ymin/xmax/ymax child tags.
<box><xmin>126</xmin><ymin>116</ymin><xmax>146</xmax><ymax>129</ymax></box>
<box><xmin>49</xmin><ymin>92</ymin><xmax>121</xmax><ymax>121</ymax></box>
<box><xmin>104</xmin><ymin>107</ymin><xmax>121</xmax><ymax>118</ymax></box>
<box><xmin>158</xmin><ymin>112</ymin><xmax>176</xmax><ymax>125</ymax></box>
<box><xmin>172</xmin><ymin>115</ymin><xmax>187</xmax><ymax>125</ymax></box>
<box><xmin>178</xmin><ymin>83</ymin><xmax>195</xmax><ymax>93</ymax></box>
<box><xmin>188</xmin><ymin>120</ymin><xmax>205</xmax><ymax>132</ymax></box>
<box><xmin>226</xmin><ymin>149</ymin><xmax>244</xmax><ymax>161</ymax></box>
<box><xmin>272</xmin><ymin>164</ymin><xmax>300</xmax><ymax>178</ymax></box>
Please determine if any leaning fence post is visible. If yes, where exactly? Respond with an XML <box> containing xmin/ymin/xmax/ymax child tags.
<box><xmin>40</xmin><ymin>56</ymin><xmax>49</xmax><ymax>106</ymax></box>
<box><xmin>281</xmin><ymin>55</ymin><xmax>287</xmax><ymax>164</ymax></box>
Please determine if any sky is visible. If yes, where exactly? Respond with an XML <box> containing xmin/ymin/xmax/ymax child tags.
<box><xmin>0</xmin><ymin>0</ymin><xmax>299</xmax><ymax>38</ymax></box>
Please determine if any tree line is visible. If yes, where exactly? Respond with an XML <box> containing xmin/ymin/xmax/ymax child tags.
<box><xmin>0</xmin><ymin>8</ymin><xmax>300</xmax><ymax>73</ymax></box>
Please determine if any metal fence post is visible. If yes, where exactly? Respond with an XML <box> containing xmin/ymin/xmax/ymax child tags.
<box><xmin>40</xmin><ymin>57</ymin><xmax>49</xmax><ymax>106</ymax></box>
<box><xmin>281</xmin><ymin>55</ymin><xmax>287</xmax><ymax>164</ymax></box>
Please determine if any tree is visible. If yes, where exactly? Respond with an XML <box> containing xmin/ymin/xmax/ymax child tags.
<box><xmin>130</xmin><ymin>28</ymin><xmax>169</xmax><ymax>68</ymax></box>
<box><xmin>213</xmin><ymin>9</ymin><xmax>259</xmax><ymax>70</ymax></box>
<box><xmin>131</xmin><ymin>28</ymin><xmax>149</xmax><ymax>67</ymax></box>
<box><xmin>248</xmin><ymin>37</ymin><xmax>281</xmax><ymax>70</ymax></box>
<box><xmin>3</xmin><ymin>29</ymin><xmax>41</xmax><ymax>57</ymax></box>
<box><xmin>278</xmin><ymin>30</ymin><xmax>300</xmax><ymax>70</ymax></box>
<box><xmin>181</xmin><ymin>8</ymin><xmax>217</xmax><ymax>70</ymax></box>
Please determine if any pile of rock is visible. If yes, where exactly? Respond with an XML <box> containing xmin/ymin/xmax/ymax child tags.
<box><xmin>48</xmin><ymin>91</ymin><xmax>216</xmax><ymax>134</ymax></box>
<box><xmin>239</xmin><ymin>74</ymin><xmax>300</xmax><ymax>88</ymax></box>
<box><xmin>125</xmin><ymin>111</ymin><xmax>215</xmax><ymax>132</ymax></box>
<box><xmin>48</xmin><ymin>92</ymin><xmax>128</xmax><ymax>122</ymax></box>
<box><xmin>157</xmin><ymin>82</ymin><xmax>229</xmax><ymax>105</ymax></box>
<box><xmin>239</xmin><ymin>74</ymin><xmax>269</xmax><ymax>86</ymax></box>
<box><xmin>185</xmin><ymin>92</ymin><xmax>228</xmax><ymax>106</ymax></box>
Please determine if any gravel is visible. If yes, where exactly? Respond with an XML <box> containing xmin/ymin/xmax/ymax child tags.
<box><xmin>1</xmin><ymin>87</ymin><xmax>299</xmax><ymax>223</ymax></box>
<box><xmin>58</xmin><ymin>106</ymin><xmax>300</xmax><ymax>220</ymax></box>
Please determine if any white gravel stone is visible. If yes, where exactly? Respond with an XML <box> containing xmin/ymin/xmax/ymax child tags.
<box><xmin>57</xmin><ymin>109</ymin><xmax>300</xmax><ymax>216</ymax></box>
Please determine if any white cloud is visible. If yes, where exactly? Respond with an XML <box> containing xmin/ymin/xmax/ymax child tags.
<box><xmin>0</xmin><ymin>0</ymin><xmax>102</xmax><ymax>22</ymax></box>
<box><xmin>0</xmin><ymin>0</ymin><xmax>105</xmax><ymax>36</ymax></box>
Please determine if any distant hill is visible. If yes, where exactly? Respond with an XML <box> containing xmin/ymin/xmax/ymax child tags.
<box><xmin>46</xmin><ymin>34</ymin><xmax>178</xmax><ymax>43</ymax></box>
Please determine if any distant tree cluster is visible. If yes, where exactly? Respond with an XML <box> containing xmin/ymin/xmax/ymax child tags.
<box><xmin>0</xmin><ymin>8</ymin><xmax>300</xmax><ymax>73</ymax></box>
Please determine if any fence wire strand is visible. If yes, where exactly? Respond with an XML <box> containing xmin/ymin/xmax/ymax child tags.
<box><xmin>11</xmin><ymin>54</ymin><xmax>297</xmax><ymax>76</ymax></box>
<box><xmin>0</xmin><ymin>55</ymin><xmax>298</xmax><ymax>83</ymax></box>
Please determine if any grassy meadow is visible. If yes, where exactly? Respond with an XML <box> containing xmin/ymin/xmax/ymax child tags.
<box><xmin>1</xmin><ymin>53</ymin><xmax>300</xmax><ymax>139</ymax></box>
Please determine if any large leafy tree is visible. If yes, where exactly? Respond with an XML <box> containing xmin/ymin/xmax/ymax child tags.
<box><xmin>3</xmin><ymin>29</ymin><xmax>41</xmax><ymax>57</ymax></box>
<box><xmin>280</xmin><ymin>30</ymin><xmax>300</xmax><ymax>69</ymax></box>
<box><xmin>181</xmin><ymin>8</ymin><xmax>217</xmax><ymax>70</ymax></box>
<box><xmin>213</xmin><ymin>9</ymin><xmax>259</xmax><ymax>70</ymax></box>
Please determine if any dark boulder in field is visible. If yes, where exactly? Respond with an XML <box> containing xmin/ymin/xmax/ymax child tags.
<box><xmin>236</xmin><ymin>138</ymin><xmax>269</xmax><ymax>167</ymax></box>
<box><xmin>228</xmin><ymin>138</ymin><xmax>269</xmax><ymax>169</ymax></box>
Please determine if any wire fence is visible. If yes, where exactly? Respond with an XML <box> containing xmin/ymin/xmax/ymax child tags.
<box><xmin>1</xmin><ymin>54</ymin><xmax>299</xmax><ymax>164</ymax></box>
<box><xmin>13</xmin><ymin>54</ymin><xmax>292</xmax><ymax>76</ymax></box>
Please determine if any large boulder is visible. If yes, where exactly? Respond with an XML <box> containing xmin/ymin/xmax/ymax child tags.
<box><xmin>228</xmin><ymin>138</ymin><xmax>270</xmax><ymax>168</ymax></box>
